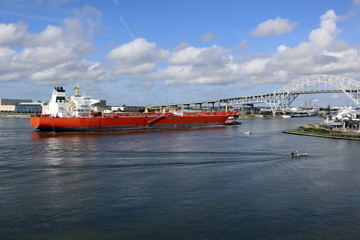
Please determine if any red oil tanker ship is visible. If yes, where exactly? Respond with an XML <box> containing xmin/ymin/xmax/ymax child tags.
<box><xmin>30</xmin><ymin>86</ymin><xmax>239</xmax><ymax>131</ymax></box>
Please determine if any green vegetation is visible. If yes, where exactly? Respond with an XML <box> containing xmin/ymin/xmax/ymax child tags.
<box><xmin>285</xmin><ymin>125</ymin><xmax>360</xmax><ymax>140</ymax></box>
<box><xmin>261</xmin><ymin>111</ymin><xmax>273</xmax><ymax>116</ymax></box>
<box><xmin>303</xmin><ymin>127</ymin><xmax>330</xmax><ymax>135</ymax></box>
<box><xmin>285</xmin><ymin>127</ymin><xmax>331</xmax><ymax>136</ymax></box>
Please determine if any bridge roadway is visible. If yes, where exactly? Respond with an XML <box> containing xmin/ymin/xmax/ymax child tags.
<box><xmin>148</xmin><ymin>74</ymin><xmax>360</xmax><ymax>112</ymax></box>
<box><xmin>148</xmin><ymin>89</ymin><xmax>358</xmax><ymax>111</ymax></box>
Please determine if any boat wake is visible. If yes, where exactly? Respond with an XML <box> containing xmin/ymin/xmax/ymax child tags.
<box><xmin>0</xmin><ymin>151</ymin><xmax>288</xmax><ymax>171</ymax></box>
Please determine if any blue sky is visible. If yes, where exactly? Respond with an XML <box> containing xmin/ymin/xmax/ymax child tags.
<box><xmin>1</xmin><ymin>0</ymin><xmax>360</xmax><ymax>107</ymax></box>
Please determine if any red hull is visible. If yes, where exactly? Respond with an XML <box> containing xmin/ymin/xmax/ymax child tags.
<box><xmin>31</xmin><ymin>112</ymin><xmax>239</xmax><ymax>131</ymax></box>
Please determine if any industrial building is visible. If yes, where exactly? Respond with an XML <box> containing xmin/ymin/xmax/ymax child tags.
<box><xmin>0</xmin><ymin>98</ymin><xmax>43</xmax><ymax>113</ymax></box>
<box><xmin>0</xmin><ymin>98</ymin><xmax>32</xmax><ymax>105</ymax></box>
<box><xmin>14</xmin><ymin>102</ymin><xmax>44</xmax><ymax>113</ymax></box>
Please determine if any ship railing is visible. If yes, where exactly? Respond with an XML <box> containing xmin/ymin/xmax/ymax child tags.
<box><xmin>182</xmin><ymin>111</ymin><xmax>238</xmax><ymax>116</ymax></box>
<box><xmin>101</xmin><ymin>111</ymin><xmax>238</xmax><ymax>118</ymax></box>
<box><xmin>103</xmin><ymin>112</ymin><xmax>176</xmax><ymax>118</ymax></box>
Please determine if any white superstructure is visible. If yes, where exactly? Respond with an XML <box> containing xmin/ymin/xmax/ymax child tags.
<box><xmin>45</xmin><ymin>85</ymin><xmax>100</xmax><ymax>117</ymax></box>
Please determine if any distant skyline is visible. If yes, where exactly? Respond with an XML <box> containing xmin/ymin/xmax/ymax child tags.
<box><xmin>1</xmin><ymin>0</ymin><xmax>360</xmax><ymax>106</ymax></box>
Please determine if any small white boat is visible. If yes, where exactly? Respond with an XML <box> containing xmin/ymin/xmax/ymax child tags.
<box><xmin>291</xmin><ymin>150</ymin><xmax>308</xmax><ymax>157</ymax></box>
<box><xmin>243</xmin><ymin>131</ymin><xmax>252</xmax><ymax>135</ymax></box>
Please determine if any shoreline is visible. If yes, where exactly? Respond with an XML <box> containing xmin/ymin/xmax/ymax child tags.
<box><xmin>283</xmin><ymin>123</ymin><xmax>360</xmax><ymax>141</ymax></box>
<box><xmin>0</xmin><ymin>114</ymin><xmax>31</xmax><ymax>118</ymax></box>
<box><xmin>237</xmin><ymin>114</ymin><xmax>283</xmax><ymax>119</ymax></box>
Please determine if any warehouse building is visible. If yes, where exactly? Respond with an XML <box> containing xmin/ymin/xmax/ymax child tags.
<box><xmin>0</xmin><ymin>98</ymin><xmax>40</xmax><ymax>113</ymax></box>
<box><xmin>14</xmin><ymin>102</ymin><xmax>43</xmax><ymax>113</ymax></box>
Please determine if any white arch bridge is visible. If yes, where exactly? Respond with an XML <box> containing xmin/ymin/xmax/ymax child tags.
<box><xmin>149</xmin><ymin>74</ymin><xmax>360</xmax><ymax>113</ymax></box>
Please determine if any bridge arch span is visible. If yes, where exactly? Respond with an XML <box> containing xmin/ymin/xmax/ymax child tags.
<box><xmin>278</xmin><ymin>74</ymin><xmax>360</xmax><ymax>94</ymax></box>
<box><xmin>268</xmin><ymin>74</ymin><xmax>360</xmax><ymax>113</ymax></box>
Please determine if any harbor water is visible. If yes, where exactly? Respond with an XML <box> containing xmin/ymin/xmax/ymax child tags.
<box><xmin>1</xmin><ymin>117</ymin><xmax>360</xmax><ymax>239</ymax></box>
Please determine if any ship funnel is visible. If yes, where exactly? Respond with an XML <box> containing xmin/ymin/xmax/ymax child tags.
<box><xmin>55</xmin><ymin>87</ymin><xmax>65</xmax><ymax>92</ymax></box>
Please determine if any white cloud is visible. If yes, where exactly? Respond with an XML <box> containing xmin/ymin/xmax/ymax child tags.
<box><xmin>309</xmin><ymin>10</ymin><xmax>338</xmax><ymax>50</ymax></box>
<box><xmin>0</xmin><ymin>6</ymin><xmax>109</xmax><ymax>84</ymax></box>
<box><xmin>74</xmin><ymin>5</ymin><xmax>103</xmax><ymax>37</ymax></box>
<box><xmin>169</xmin><ymin>44</ymin><xmax>230</xmax><ymax>66</ymax></box>
<box><xmin>240</xmin><ymin>58</ymin><xmax>269</xmax><ymax>75</ymax></box>
<box><xmin>108</xmin><ymin>38</ymin><xmax>156</xmax><ymax>61</ymax></box>
<box><xmin>149</xmin><ymin>44</ymin><xmax>237</xmax><ymax>85</ymax></box>
<box><xmin>235</xmin><ymin>39</ymin><xmax>249</xmax><ymax>50</ymax></box>
<box><xmin>107</xmin><ymin>38</ymin><xmax>169</xmax><ymax>75</ymax></box>
<box><xmin>143</xmin><ymin>9</ymin><xmax>360</xmax><ymax>87</ymax></box>
<box><xmin>245</xmin><ymin>9</ymin><xmax>360</xmax><ymax>84</ymax></box>
<box><xmin>201</xmin><ymin>32</ymin><xmax>216</xmax><ymax>42</ymax></box>
<box><xmin>29</xmin><ymin>60</ymin><xmax>111</xmax><ymax>85</ymax></box>
<box><xmin>355</xmin><ymin>0</ymin><xmax>360</xmax><ymax>5</ymax></box>
<box><xmin>1</xmin><ymin>6</ymin><xmax>360</xmax><ymax>96</ymax></box>
<box><xmin>250</xmin><ymin>17</ymin><xmax>297</xmax><ymax>37</ymax></box>
<box><xmin>0</xmin><ymin>22</ymin><xmax>27</xmax><ymax>46</ymax></box>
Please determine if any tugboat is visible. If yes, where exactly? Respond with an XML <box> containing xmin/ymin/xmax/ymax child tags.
<box><xmin>225</xmin><ymin>116</ymin><xmax>239</xmax><ymax>125</ymax></box>
<box><xmin>291</xmin><ymin>150</ymin><xmax>309</xmax><ymax>157</ymax></box>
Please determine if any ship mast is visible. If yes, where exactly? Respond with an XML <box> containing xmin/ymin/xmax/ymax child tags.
<box><xmin>74</xmin><ymin>84</ymin><xmax>80</xmax><ymax>97</ymax></box>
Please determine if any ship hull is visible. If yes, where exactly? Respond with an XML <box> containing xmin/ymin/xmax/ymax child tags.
<box><xmin>30</xmin><ymin>112</ymin><xmax>239</xmax><ymax>132</ymax></box>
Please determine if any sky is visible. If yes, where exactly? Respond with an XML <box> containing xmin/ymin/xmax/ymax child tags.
<box><xmin>1</xmin><ymin>0</ymin><xmax>360</xmax><ymax>107</ymax></box>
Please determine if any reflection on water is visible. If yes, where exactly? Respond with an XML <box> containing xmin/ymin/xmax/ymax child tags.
<box><xmin>1</xmin><ymin>117</ymin><xmax>360</xmax><ymax>239</ymax></box>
